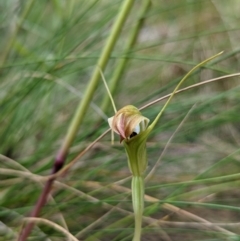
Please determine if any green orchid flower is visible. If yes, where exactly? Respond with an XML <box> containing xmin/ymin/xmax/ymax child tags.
<box><xmin>108</xmin><ymin>52</ymin><xmax>223</xmax><ymax>241</ymax></box>
<box><xmin>108</xmin><ymin>105</ymin><xmax>149</xmax><ymax>241</ymax></box>
<box><xmin>108</xmin><ymin>105</ymin><xmax>150</xmax><ymax>175</ymax></box>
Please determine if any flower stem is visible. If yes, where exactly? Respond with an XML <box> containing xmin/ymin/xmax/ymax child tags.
<box><xmin>132</xmin><ymin>175</ymin><xmax>144</xmax><ymax>241</ymax></box>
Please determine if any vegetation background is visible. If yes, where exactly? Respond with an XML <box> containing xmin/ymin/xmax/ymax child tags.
<box><xmin>1</xmin><ymin>0</ymin><xmax>240</xmax><ymax>240</ymax></box>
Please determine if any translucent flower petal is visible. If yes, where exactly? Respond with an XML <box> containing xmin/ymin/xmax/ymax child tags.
<box><xmin>108</xmin><ymin>105</ymin><xmax>149</xmax><ymax>142</ymax></box>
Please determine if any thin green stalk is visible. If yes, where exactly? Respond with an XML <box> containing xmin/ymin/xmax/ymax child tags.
<box><xmin>132</xmin><ymin>175</ymin><xmax>144</xmax><ymax>241</ymax></box>
<box><xmin>57</xmin><ymin>0</ymin><xmax>135</xmax><ymax>160</ymax></box>
<box><xmin>100</xmin><ymin>0</ymin><xmax>151</xmax><ymax>114</ymax></box>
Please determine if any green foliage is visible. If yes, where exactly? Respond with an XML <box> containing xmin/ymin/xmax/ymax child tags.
<box><xmin>1</xmin><ymin>0</ymin><xmax>240</xmax><ymax>240</ymax></box>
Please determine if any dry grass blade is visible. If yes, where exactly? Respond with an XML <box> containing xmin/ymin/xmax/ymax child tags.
<box><xmin>0</xmin><ymin>155</ymin><xmax>69</xmax><ymax>232</ymax></box>
<box><xmin>0</xmin><ymin>168</ymin><xmax>42</xmax><ymax>181</ymax></box>
<box><xmin>105</xmin><ymin>183</ymin><xmax>236</xmax><ymax>237</ymax></box>
<box><xmin>22</xmin><ymin>217</ymin><xmax>79</xmax><ymax>241</ymax></box>
<box><xmin>140</xmin><ymin>73</ymin><xmax>240</xmax><ymax>110</ymax></box>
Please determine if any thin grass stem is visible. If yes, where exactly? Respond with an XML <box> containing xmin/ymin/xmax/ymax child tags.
<box><xmin>22</xmin><ymin>217</ymin><xmax>79</xmax><ymax>241</ymax></box>
<box><xmin>140</xmin><ymin>72</ymin><xmax>240</xmax><ymax>110</ymax></box>
<box><xmin>99</xmin><ymin>68</ymin><xmax>117</xmax><ymax>113</ymax></box>
<box><xmin>100</xmin><ymin>0</ymin><xmax>151</xmax><ymax>114</ymax></box>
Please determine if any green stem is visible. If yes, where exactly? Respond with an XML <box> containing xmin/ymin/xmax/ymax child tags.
<box><xmin>57</xmin><ymin>0</ymin><xmax>135</xmax><ymax>159</ymax></box>
<box><xmin>100</xmin><ymin>0</ymin><xmax>151</xmax><ymax>113</ymax></box>
<box><xmin>132</xmin><ymin>175</ymin><xmax>144</xmax><ymax>241</ymax></box>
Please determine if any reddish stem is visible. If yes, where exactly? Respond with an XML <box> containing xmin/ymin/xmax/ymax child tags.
<box><xmin>18</xmin><ymin>152</ymin><xmax>66</xmax><ymax>241</ymax></box>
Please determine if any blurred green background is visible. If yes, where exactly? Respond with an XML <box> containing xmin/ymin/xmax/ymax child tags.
<box><xmin>1</xmin><ymin>0</ymin><xmax>240</xmax><ymax>240</ymax></box>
